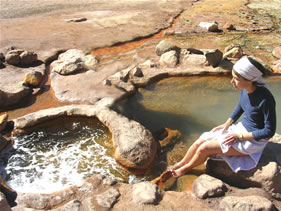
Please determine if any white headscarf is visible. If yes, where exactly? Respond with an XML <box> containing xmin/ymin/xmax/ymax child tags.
<box><xmin>233</xmin><ymin>56</ymin><xmax>269</xmax><ymax>89</ymax></box>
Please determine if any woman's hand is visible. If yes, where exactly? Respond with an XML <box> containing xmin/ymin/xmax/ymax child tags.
<box><xmin>222</xmin><ymin>133</ymin><xmax>239</xmax><ymax>145</ymax></box>
<box><xmin>211</xmin><ymin>118</ymin><xmax>233</xmax><ymax>134</ymax></box>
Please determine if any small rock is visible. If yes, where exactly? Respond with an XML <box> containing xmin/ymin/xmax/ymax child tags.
<box><xmin>83</xmin><ymin>55</ymin><xmax>98</xmax><ymax>69</ymax></box>
<box><xmin>186</xmin><ymin>48</ymin><xmax>204</xmax><ymax>55</ymax></box>
<box><xmin>131</xmin><ymin>67</ymin><xmax>143</xmax><ymax>77</ymax></box>
<box><xmin>96</xmin><ymin>187</ymin><xmax>120</xmax><ymax>208</ymax></box>
<box><xmin>158</xmin><ymin>128</ymin><xmax>182</xmax><ymax>148</ymax></box>
<box><xmin>66</xmin><ymin>17</ymin><xmax>87</xmax><ymax>22</ymax></box>
<box><xmin>155</xmin><ymin>40</ymin><xmax>180</xmax><ymax>56</ymax></box>
<box><xmin>199</xmin><ymin>21</ymin><xmax>219</xmax><ymax>32</ymax></box>
<box><xmin>20</xmin><ymin>51</ymin><xmax>38</xmax><ymax>65</ymax></box>
<box><xmin>5</xmin><ymin>49</ymin><xmax>24</xmax><ymax>65</ymax></box>
<box><xmin>224</xmin><ymin>44</ymin><xmax>243</xmax><ymax>59</ymax></box>
<box><xmin>23</xmin><ymin>71</ymin><xmax>43</xmax><ymax>87</ymax></box>
<box><xmin>103</xmin><ymin>79</ymin><xmax>112</xmax><ymax>86</ymax></box>
<box><xmin>220</xmin><ymin>196</ymin><xmax>275</xmax><ymax>211</ymax></box>
<box><xmin>164</xmin><ymin>30</ymin><xmax>175</xmax><ymax>36</ymax></box>
<box><xmin>52</xmin><ymin>60</ymin><xmax>83</xmax><ymax>75</ymax></box>
<box><xmin>192</xmin><ymin>174</ymin><xmax>227</xmax><ymax>199</ymax></box>
<box><xmin>138</xmin><ymin>60</ymin><xmax>156</xmax><ymax>69</ymax></box>
<box><xmin>0</xmin><ymin>113</ymin><xmax>8</xmax><ymax>132</ymax></box>
<box><xmin>271</xmin><ymin>60</ymin><xmax>281</xmax><ymax>73</ymax></box>
<box><xmin>61</xmin><ymin>199</ymin><xmax>81</xmax><ymax>211</ymax></box>
<box><xmin>132</xmin><ymin>182</ymin><xmax>162</xmax><ymax>205</ymax></box>
<box><xmin>223</xmin><ymin>23</ymin><xmax>236</xmax><ymax>31</ymax></box>
<box><xmin>160</xmin><ymin>50</ymin><xmax>178</xmax><ymax>68</ymax></box>
<box><xmin>205</xmin><ymin>49</ymin><xmax>223</xmax><ymax>67</ymax></box>
<box><xmin>182</xmin><ymin>54</ymin><xmax>206</xmax><ymax>66</ymax></box>
<box><xmin>272</xmin><ymin>47</ymin><xmax>281</xmax><ymax>59</ymax></box>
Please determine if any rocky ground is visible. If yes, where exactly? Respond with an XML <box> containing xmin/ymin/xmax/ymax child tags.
<box><xmin>0</xmin><ymin>0</ymin><xmax>281</xmax><ymax>210</ymax></box>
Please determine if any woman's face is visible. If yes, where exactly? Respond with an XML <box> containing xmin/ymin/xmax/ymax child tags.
<box><xmin>231</xmin><ymin>70</ymin><xmax>252</xmax><ymax>90</ymax></box>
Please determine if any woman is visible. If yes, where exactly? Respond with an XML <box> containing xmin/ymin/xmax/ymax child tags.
<box><xmin>170</xmin><ymin>56</ymin><xmax>276</xmax><ymax>177</ymax></box>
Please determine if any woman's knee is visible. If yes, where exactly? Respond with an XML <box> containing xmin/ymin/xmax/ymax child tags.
<box><xmin>193</xmin><ymin>138</ymin><xmax>206</xmax><ymax>148</ymax></box>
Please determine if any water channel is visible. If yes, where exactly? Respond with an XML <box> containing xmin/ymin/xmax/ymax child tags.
<box><xmin>1</xmin><ymin>76</ymin><xmax>280</xmax><ymax>193</ymax></box>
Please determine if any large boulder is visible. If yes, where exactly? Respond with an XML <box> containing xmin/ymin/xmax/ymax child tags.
<box><xmin>206</xmin><ymin>134</ymin><xmax>281</xmax><ymax>199</ymax></box>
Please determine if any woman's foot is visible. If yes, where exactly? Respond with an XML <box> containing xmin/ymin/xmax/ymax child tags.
<box><xmin>171</xmin><ymin>168</ymin><xmax>186</xmax><ymax>178</ymax></box>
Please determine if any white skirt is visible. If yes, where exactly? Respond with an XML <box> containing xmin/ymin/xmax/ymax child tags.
<box><xmin>200</xmin><ymin>122</ymin><xmax>268</xmax><ymax>173</ymax></box>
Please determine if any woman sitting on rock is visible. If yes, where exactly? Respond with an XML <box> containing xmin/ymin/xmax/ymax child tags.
<box><xmin>170</xmin><ymin>56</ymin><xmax>276</xmax><ymax>177</ymax></box>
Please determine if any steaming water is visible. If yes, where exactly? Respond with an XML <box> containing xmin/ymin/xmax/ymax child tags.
<box><xmin>0</xmin><ymin>117</ymin><xmax>128</xmax><ymax>193</ymax></box>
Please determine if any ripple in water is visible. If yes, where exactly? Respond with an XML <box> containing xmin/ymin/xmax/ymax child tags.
<box><xmin>0</xmin><ymin>117</ymin><xmax>128</xmax><ymax>193</ymax></box>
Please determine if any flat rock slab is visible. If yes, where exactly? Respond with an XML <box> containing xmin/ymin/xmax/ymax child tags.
<box><xmin>0</xmin><ymin>0</ymin><xmax>192</xmax><ymax>52</ymax></box>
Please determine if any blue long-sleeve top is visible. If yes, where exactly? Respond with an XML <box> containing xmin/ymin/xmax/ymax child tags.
<box><xmin>229</xmin><ymin>86</ymin><xmax>276</xmax><ymax>140</ymax></box>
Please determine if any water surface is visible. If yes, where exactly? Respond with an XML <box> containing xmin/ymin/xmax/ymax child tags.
<box><xmin>0</xmin><ymin>117</ymin><xmax>129</xmax><ymax>193</ymax></box>
<box><xmin>114</xmin><ymin>76</ymin><xmax>281</xmax><ymax>148</ymax></box>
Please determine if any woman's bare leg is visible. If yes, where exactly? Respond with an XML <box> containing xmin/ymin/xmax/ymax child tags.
<box><xmin>170</xmin><ymin>138</ymin><xmax>206</xmax><ymax>170</ymax></box>
<box><xmin>172</xmin><ymin>140</ymin><xmax>246</xmax><ymax>177</ymax></box>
